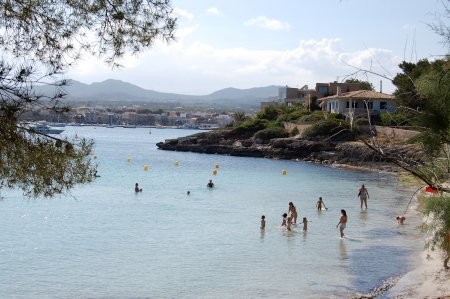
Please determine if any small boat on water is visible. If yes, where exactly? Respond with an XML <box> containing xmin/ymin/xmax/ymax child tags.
<box><xmin>31</xmin><ymin>124</ymin><xmax>64</xmax><ymax>135</ymax></box>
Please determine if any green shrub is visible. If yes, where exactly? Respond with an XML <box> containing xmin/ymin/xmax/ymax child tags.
<box><xmin>276</xmin><ymin>109</ymin><xmax>311</xmax><ymax>123</ymax></box>
<box><xmin>355</xmin><ymin>118</ymin><xmax>370</xmax><ymax>126</ymax></box>
<box><xmin>256</xmin><ymin>106</ymin><xmax>280</xmax><ymax>121</ymax></box>
<box><xmin>328</xmin><ymin>112</ymin><xmax>345</xmax><ymax>121</ymax></box>
<box><xmin>232</xmin><ymin>118</ymin><xmax>270</xmax><ymax>135</ymax></box>
<box><xmin>303</xmin><ymin>120</ymin><xmax>351</xmax><ymax>139</ymax></box>
<box><xmin>380</xmin><ymin>112</ymin><xmax>392</xmax><ymax>126</ymax></box>
<box><xmin>290</xmin><ymin>127</ymin><xmax>300</xmax><ymax>136</ymax></box>
<box><xmin>254</xmin><ymin>127</ymin><xmax>289</xmax><ymax>140</ymax></box>
<box><xmin>299</xmin><ymin>113</ymin><xmax>324</xmax><ymax>123</ymax></box>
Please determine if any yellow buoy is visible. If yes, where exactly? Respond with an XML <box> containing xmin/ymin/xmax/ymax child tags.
<box><xmin>144</xmin><ymin>165</ymin><xmax>149</xmax><ymax>171</ymax></box>
<box><xmin>93</xmin><ymin>155</ymin><xmax>97</xmax><ymax>160</ymax></box>
<box><xmin>175</xmin><ymin>161</ymin><xmax>180</xmax><ymax>166</ymax></box>
<box><xmin>215</xmin><ymin>163</ymin><xmax>220</xmax><ymax>169</ymax></box>
<box><xmin>127</xmin><ymin>157</ymin><xmax>132</xmax><ymax>163</ymax></box>
<box><xmin>213</xmin><ymin>169</ymin><xmax>217</xmax><ymax>175</ymax></box>
<box><xmin>282</xmin><ymin>169</ymin><xmax>287</xmax><ymax>175</ymax></box>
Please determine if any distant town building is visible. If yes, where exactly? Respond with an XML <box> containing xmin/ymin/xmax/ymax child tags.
<box><xmin>277</xmin><ymin>81</ymin><xmax>364</xmax><ymax>109</ymax></box>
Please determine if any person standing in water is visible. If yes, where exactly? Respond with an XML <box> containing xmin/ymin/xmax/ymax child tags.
<box><xmin>336</xmin><ymin>209</ymin><xmax>347</xmax><ymax>238</ymax></box>
<box><xmin>260</xmin><ymin>215</ymin><xmax>266</xmax><ymax>229</ymax></box>
<box><xmin>316</xmin><ymin>197</ymin><xmax>327</xmax><ymax>211</ymax></box>
<box><xmin>286</xmin><ymin>216</ymin><xmax>293</xmax><ymax>231</ymax></box>
<box><xmin>288</xmin><ymin>202</ymin><xmax>298</xmax><ymax>224</ymax></box>
<box><xmin>358</xmin><ymin>184</ymin><xmax>369</xmax><ymax>209</ymax></box>
<box><xmin>302</xmin><ymin>217</ymin><xmax>308</xmax><ymax>231</ymax></box>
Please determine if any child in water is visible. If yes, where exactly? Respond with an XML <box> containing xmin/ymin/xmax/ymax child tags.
<box><xmin>260</xmin><ymin>215</ymin><xmax>266</xmax><ymax>229</ymax></box>
<box><xmin>396</xmin><ymin>216</ymin><xmax>406</xmax><ymax>224</ymax></box>
<box><xmin>281</xmin><ymin>213</ymin><xmax>287</xmax><ymax>226</ymax></box>
<box><xmin>135</xmin><ymin>183</ymin><xmax>142</xmax><ymax>192</ymax></box>
<box><xmin>316</xmin><ymin>197</ymin><xmax>327</xmax><ymax>211</ymax></box>
<box><xmin>286</xmin><ymin>216</ymin><xmax>293</xmax><ymax>231</ymax></box>
<box><xmin>302</xmin><ymin>217</ymin><xmax>308</xmax><ymax>231</ymax></box>
<box><xmin>336</xmin><ymin>209</ymin><xmax>347</xmax><ymax>238</ymax></box>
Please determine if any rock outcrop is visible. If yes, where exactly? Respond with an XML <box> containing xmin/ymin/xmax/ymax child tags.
<box><xmin>156</xmin><ymin>129</ymin><xmax>420</xmax><ymax>170</ymax></box>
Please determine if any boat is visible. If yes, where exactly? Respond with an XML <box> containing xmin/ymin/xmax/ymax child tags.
<box><xmin>31</xmin><ymin>124</ymin><xmax>64</xmax><ymax>134</ymax></box>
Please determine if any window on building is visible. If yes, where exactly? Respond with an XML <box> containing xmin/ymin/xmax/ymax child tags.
<box><xmin>380</xmin><ymin>102</ymin><xmax>387</xmax><ymax>109</ymax></box>
<box><xmin>346</xmin><ymin>101</ymin><xmax>349</xmax><ymax>108</ymax></box>
<box><xmin>318</xmin><ymin>86</ymin><xmax>328</xmax><ymax>93</ymax></box>
<box><xmin>365</xmin><ymin>101</ymin><xmax>373</xmax><ymax>109</ymax></box>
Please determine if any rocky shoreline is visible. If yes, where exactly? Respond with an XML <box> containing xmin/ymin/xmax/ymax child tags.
<box><xmin>156</xmin><ymin>129</ymin><xmax>419</xmax><ymax>172</ymax></box>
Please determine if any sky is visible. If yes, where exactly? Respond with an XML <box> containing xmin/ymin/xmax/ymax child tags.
<box><xmin>68</xmin><ymin>0</ymin><xmax>448</xmax><ymax>95</ymax></box>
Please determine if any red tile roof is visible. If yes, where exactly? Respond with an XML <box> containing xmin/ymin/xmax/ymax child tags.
<box><xmin>318</xmin><ymin>90</ymin><xmax>395</xmax><ymax>101</ymax></box>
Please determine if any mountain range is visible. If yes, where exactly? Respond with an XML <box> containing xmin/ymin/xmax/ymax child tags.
<box><xmin>38</xmin><ymin>79</ymin><xmax>281</xmax><ymax>108</ymax></box>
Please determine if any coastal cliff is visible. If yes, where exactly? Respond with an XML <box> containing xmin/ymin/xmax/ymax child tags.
<box><xmin>156</xmin><ymin>129</ymin><xmax>419</xmax><ymax>171</ymax></box>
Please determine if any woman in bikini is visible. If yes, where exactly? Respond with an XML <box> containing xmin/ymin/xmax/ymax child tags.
<box><xmin>288</xmin><ymin>202</ymin><xmax>298</xmax><ymax>224</ymax></box>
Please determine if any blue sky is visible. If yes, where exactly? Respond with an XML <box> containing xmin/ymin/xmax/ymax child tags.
<box><xmin>68</xmin><ymin>0</ymin><xmax>448</xmax><ymax>95</ymax></box>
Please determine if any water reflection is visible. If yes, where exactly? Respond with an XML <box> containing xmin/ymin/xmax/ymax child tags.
<box><xmin>339</xmin><ymin>239</ymin><xmax>348</xmax><ymax>260</ymax></box>
<box><xmin>260</xmin><ymin>229</ymin><xmax>265</xmax><ymax>241</ymax></box>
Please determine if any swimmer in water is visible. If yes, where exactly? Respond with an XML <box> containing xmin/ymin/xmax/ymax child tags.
<box><xmin>135</xmin><ymin>183</ymin><xmax>142</xmax><ymax>192</ymax></box>
<box><xmin>207</xmin><ymin>180</ymin><xmax>214</xmax><ymax>188</ymax></box>
<box><xmin>187</xmin><ymin>191</ymin><xmax>191</xmax><ymax>195</ymax></box>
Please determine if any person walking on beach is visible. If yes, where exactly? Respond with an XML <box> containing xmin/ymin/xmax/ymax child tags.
<box><xmin>358</xmin><ymin>184</ymin><xmax>369</xmax><ymax>209</ymax></box>
<box><xmin>316</xmin><ymin>197</ymin><xmax>327</xmax><ymax>211</ymax></box>
<box><xmin>288</xmin><ymin>202</ymin><xmax>298</xmax><ymax>224</ymax></box>
<box><xmin>260</xmin><ymin>215</ymin><xmax>266</xmax><ymax>230</ymax></box>
<box><xmin>336</xmin><ymin>209</ymin><xmax>347</xmax><ymax>238</ymax></box>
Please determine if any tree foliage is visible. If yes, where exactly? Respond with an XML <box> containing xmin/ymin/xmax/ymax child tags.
<box><xmin>0</xmin><ymin>0</ymin><xmax>177</xmax><ymax>197</ymax></box>
<box><xmin>344</xmin><ymin>78</ymin><xmax>374</xmax><ymax>91</ymax></box>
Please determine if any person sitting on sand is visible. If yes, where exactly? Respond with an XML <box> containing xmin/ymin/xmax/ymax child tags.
<box><xmin>396</xmin><ymin>216</ymin><xmax>406</xmax><ymax>224</ymax></box>
<box><xmin>281</xmin><ymin>213</ymin><xmax>287</xmax><ymax>227</ymax></box>
<box><xmin>260</xmin><ymin>215</ymin><xmax>266</xmax><ymax>230</ymax></box>
<box><xmin>207</xmin><ymin>180</ymin><xmax>214</xmax><ymax>188</ymax></box>
<box><xmin>288</xmin><ymin>202</ymin><xmax>298</xmax><ymax>224</ymax></box>
<box><xmin>135</xmin><ymin>183</ymin><xmax>142</xmax><ymax>192</ymax></box>
<box><xmin>302</xmin><ymin>217</ymin><xmax>309</xmax><ymax>231</ymax></box>
<box><xmin>336</xmin><ymin>209</ymin><xmax>347</xmax><ymax>238</ymax></box>
<box><xmin>286</xmin><ymin>216</ymin><xmax>293</xmax><ymax>231</ymax></box>
<box><xmin>316</xmin><ymin>197</ymin><xmax>327</xmax><ymax>211</ymax></box>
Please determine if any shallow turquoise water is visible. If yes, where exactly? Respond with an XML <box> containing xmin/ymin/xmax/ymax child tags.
<box><xmin>0</xmin><ymin>127</ymin><xmax>423</xmax><ymax>298</ymax></box>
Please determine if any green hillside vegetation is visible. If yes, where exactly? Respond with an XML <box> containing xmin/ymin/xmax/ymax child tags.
<box><xmin>232</xmin><ymin>105</ymin><xmax>357</xmax><ymax>141</ymax></box>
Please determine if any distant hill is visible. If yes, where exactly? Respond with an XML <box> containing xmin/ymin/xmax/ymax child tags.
<box><xmin>36</xmin><ymin>79</ymin><xmax>281</xmax><ymax>108</ymax></box>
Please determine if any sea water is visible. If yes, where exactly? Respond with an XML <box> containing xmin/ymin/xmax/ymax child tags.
<box><xmin>0</xmin><ymin>127</ymin><xmax>424</xmax><ymax>298</ymax></box>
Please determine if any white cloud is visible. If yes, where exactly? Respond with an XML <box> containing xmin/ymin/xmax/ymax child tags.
<box><xmin>173</xmin><ymin>7</ymin><xmax>194</xmax><ymax>20</ymax></box>
<box><xmin>176</xmin><ymin>25</ymin><xmax>200</xmax><ymax>40</ymax></box>
<box><xmin>206</xmin><ymin>7</ymin><xmax>221</xmax><ymax>15</ymax></box>
<box><xmin>244</xmin><ymin>16</ymin><xmax>291</xmax><ymax>31</ymax></box>
<box><xmin>68</xmin><ymin>38</ymin><xmax>400</xmax><ymax>95</ymax></box>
